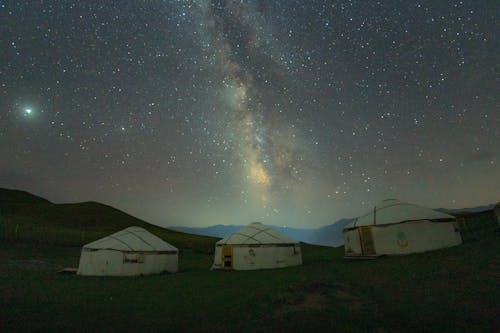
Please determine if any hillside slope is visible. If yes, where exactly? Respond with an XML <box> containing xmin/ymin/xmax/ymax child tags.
<box><xmin>0</xmin><ymin>187</ymin><xmax>217</xmax><ymax>252</ymax></box>
<box><xmin>0</xmin><ymin>188</ymin><xmax>52</xmax><ymax>205</ymax></box>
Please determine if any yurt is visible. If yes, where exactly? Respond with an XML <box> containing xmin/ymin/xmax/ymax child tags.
<box><xmin>343</xmin><ymin>199</ymin><xmax>462</xmax><ymax>257</ymax></box>
<box><xmin>212</xmin><ymin>222</ymin><xmax>302</xmax><ymax>270</ymax></box>
<box><xmin>78</xmin><ymin>226</ymin><xmax>178</xmax><ymax>276</ymax></box>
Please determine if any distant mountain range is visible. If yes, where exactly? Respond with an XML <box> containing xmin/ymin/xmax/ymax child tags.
<box><xmin>436</xmin><ymin>204</ymin><xmax>495</xmax><ymax>214</ymax></box>
<box><xmin>171</xmin><ymin>204</ymin><xmax>497</xmax><ymax>247</ymax></box>
<box><xmin>171</xmin><ymin>219</ymin><xmax>355</xmax><ymax>248</ymax></box>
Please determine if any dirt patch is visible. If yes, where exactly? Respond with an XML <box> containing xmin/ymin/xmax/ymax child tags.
<box><xmin>2</xmin><ymin>286</ymin><xmax>15</xmax><ymax>304</ymax></box>
<box><xmin>296</xmin><ymin>292</ymin><xmax>325</xmax><ymax>311</ymax></box>
<box><xmin>274</xmin><ymin>282</ymin><xmax>370</xmax><ymax>319</ymax></box>
<box><xmin>334</xmin><ymin>290</ymin><xmax>364</xmax><ymax>312</ymax></box>
<box><xmin>308</xmin><ymin>282</ymin><xmax>365</xmax><ymax>313</ymax></box>
<box><xmin>274</xmin><ymin>291</ymin><xmax>327</xmax><ymax>318</ymax></box>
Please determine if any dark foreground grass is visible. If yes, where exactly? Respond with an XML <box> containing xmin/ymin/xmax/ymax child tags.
<box><xmin>1</xmin><ymin>235</ymin><xmax>499</xmax><ymax>333</ymax></box>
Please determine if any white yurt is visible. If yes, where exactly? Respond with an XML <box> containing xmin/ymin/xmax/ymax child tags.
<box><xmin>78</xmin><ymin>226</ymin><xmax>178</xmax><ymax>276</ymax></box>
<box><xmin>343</xmin><ymin>199</ymin><xmax>462</xmax><ymax>257</ymax></box>
<box><xmin>212</xmin><ymin>222</ymin><xmax>302</xmax><ymax>270</ymax></box>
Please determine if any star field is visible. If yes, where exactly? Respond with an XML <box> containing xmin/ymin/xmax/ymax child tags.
<box><xmin>0</xmin><ymin>1</ymin><xmax>498</xmax><ymax>227</ymax></box>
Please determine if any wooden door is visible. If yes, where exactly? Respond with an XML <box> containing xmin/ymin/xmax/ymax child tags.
<box><xmin>221</xmin><ymin>245</ymin><xmax>233</xmax><ymax>270</ymax></box>
<box><xmin>358</xmin><ymin>226</ymin><xmax>376</xmax><ymax>255</ymax></box>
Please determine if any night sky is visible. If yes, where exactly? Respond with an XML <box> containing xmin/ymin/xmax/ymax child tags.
<box><xmin>1</xmin><ymin>1</ymin><xmax>498</xmax><ymax>228</ymax></box>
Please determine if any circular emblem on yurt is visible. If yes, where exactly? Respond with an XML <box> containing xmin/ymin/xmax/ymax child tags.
<box><xmin>245</xmin><ymin>249</ymin><xmax>256</xmax><ymax>265</ymax></box>
<box><xmin>397</xmin><ymin>231</ymin><xmax>408</xmax><ymax>248</ymax></box>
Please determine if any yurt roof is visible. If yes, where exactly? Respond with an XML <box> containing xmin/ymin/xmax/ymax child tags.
<box><xmin>216</xmin><ymin>222</ymin><xmax>298</xmax><ymax>245</ymax></box>
<box><xmin>344</xmin><ymin>199</ymin><xmax>455</xmax><ymax>229</ymax></box>
<box><xmin>83</xmin><ymin>226</ymin><xmax>178</xmax><ymax>252</ymax></box>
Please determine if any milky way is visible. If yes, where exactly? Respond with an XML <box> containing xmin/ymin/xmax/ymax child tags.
<box><xmin>204</xmin><ymin>1</ymin><xmax>311</xmax><ymax>213</ymax></box>
<box><xmin>0</xmin><ymin>1</ymin><xmax>498</xmax><ymax>227</ymax></box>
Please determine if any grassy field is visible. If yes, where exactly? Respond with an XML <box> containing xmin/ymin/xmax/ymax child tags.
<box><xmin>1</xmin><ymin>235</ymin><xmax>499</xmax><ymax>333</ymax></box>
<box><xmin>1</xmin><ymin>188</ymin><xmax>499</xmax><ymax>332</ymax></box>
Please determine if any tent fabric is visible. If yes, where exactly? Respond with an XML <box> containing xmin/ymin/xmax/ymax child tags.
<box><xmin>212</xmin><ymin>222</ymin><xmax>302</xmax><ymax>270</ymax></box>
<box><xmin>216</xmin><ymin>222</ymin><xmax>297</xmax><ymax>245</ymax></box>
<box><xmin>83</xmin><ymin>226</ymin><xmax>178</xmax><ymax>253</ymax></box>
<box><xmin>343</xmin><ymin>199</ymin><xmax>462</xmax><ymax>256</ymax></box>
<box><xmin>78</xmin><ymin>227</ymin><xmax>178</xmax><ymax>276</ymax></box>
<box><xmin>344</xmin><ymin>199</ymin><xmax>455</xmax><ymax>229</ymax></box>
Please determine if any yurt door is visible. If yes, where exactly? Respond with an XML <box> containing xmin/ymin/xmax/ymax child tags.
<box><xmin>358</xmin><ymin>226</ymin><xmax>376</xmax><ymax>255</ymax></box>
<box><xmin>221</xmin><ymin>245</ymin><xmax>233</xmax><ymax>269</ymax></box>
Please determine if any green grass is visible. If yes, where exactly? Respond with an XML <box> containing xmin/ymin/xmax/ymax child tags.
<box><xmin>1</xmin><ymin>236</ymin><xmax>499</xmax><ymax>333</ymax></box>
<box><xmin>1</xmin><ymin>188</ymin><xmax>499</xmax><ymax>332</ymax></box>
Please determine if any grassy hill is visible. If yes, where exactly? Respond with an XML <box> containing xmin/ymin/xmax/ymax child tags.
<box><xmin>0</xmin><ymin>188</ymin><xmax>52</xmax><ymax>204</ymax></box>
<box><xmin>0</xmin><ymin>188</ymin><xmax>217</xmax><ymax>252</ymax></box>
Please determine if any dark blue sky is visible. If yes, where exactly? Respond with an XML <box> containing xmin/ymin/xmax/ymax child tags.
<box><xmin>1</xmin><ymin>1</ymin><xmax>498</xmax><ymax>227</ymax></box>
